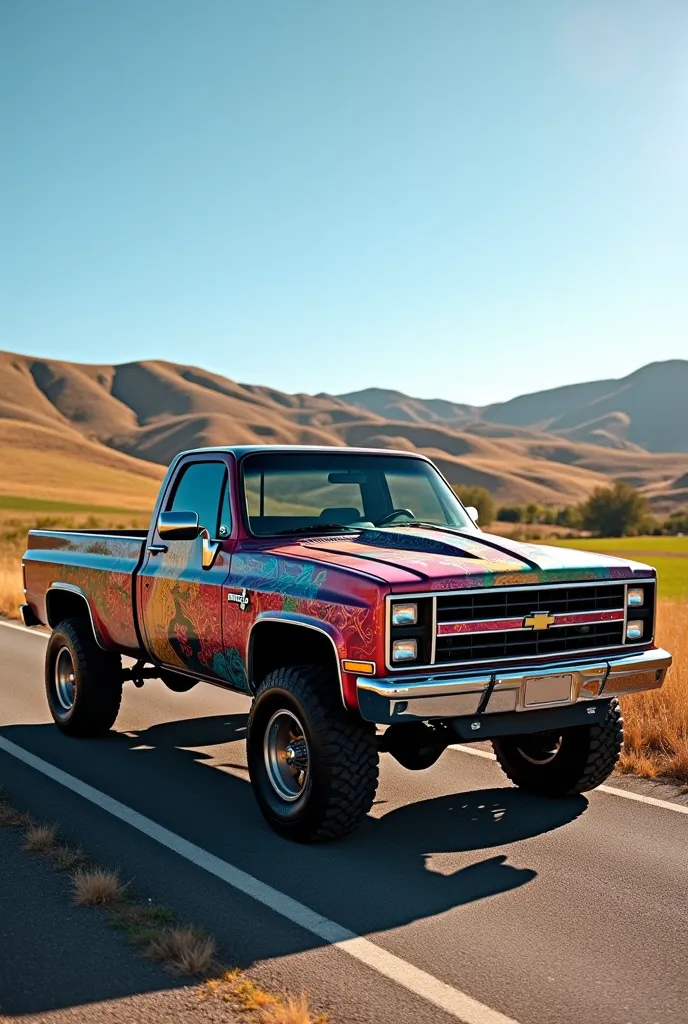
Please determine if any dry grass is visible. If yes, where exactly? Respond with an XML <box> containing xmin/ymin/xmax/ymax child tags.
<box><xmin>0</xmin><ymin>800</ymin><xmax>34</xmax><ymax>828</ymax></box>
<box><xmin>145</xmin><ymin>925</ymin><xmax>216</xmax><ymax>975</ymax></box>
<box><xmin>49</xmin><ymin>843</ymin><xmax>86</xmax><ymax>871</ymax></box>
<box><xmin>618</xmin><ymin>600</ymin><xmax>688</xmax><ymax>782</ymax></box>
<box><xmin>71</xmin><ymin>868</ymin><xmax>128</xmax><ymax>907</ymax></box>
<box><xmin>203</xmin><ymin>970</ymin><xmax>327</xmax><ymax>1023</ymax></box>
<box><xmin>23</xmin><ymin>822</ymin><xmax>58</xmax><ymax>852</ymax></box>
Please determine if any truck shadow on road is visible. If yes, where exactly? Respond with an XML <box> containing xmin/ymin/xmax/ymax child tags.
<box><xmin>2</xmin><ymin>713</ymin><xmax>588</xmax><ymax>1015</ymax></box>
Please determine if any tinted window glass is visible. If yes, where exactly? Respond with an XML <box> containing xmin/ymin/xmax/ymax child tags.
<box><xmin>168</xmin><ymin>461</ymin><xmax>229</xmax><ymax>538</ymax></box>
<box><xmin>242</xmin><ymin>452</ymin><xmax>473</xmax><ymax>536</ymax></box>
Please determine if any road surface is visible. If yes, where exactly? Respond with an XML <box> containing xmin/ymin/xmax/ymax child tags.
<box><xmin>1</xmin><ymin>620</ymin><xmax>687</xmax><ymax>1024</ymax></box>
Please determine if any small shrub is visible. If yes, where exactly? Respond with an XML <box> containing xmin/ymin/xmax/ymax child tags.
<box><xmin>72</xmin><ymin>868</ymin><xmax>127</xmax><ymax>906</ymax></box>
<box><xmin>146</xmin><ymin>926</ymin><xmax>216</xmax><ymax>975</ymax></box>
<box><xmin>23</xmin><ymin>823</ymin><xmax>58</xmax><ymax>852</ymax></box>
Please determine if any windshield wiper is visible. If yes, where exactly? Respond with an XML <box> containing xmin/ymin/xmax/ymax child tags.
<box><xmin>275</xmin><ymin>524</ymin><xmax>360</xmax><ymax>536</ymax></box>
<box><xmin>377</xmin><ymin>521</ymin><xmax>470</xmax><ymax>535</ymax></box>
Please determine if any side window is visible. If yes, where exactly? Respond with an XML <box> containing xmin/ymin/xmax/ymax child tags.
<box><xmin>168</xmin><ymin>461</ymin><xmax>230</xmax><ymax>539</ymax></box>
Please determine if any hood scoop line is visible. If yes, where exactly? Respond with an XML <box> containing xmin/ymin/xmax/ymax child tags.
<box><xmin>355</xmin><ymin>529</ymin><xmax>480</xmax><ymax>559</ymax></box>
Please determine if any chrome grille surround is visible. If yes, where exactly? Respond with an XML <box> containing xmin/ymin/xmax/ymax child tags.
<box><xmin>386</xmin><ymin>579</ymin><xmax>656</xmax><ymax>673</ymax></box>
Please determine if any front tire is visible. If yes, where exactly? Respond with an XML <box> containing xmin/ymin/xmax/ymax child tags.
<box><xmin>247</xmin><ymin>665</ymin><xmax>379</xmax><ymax>842</ymax></box>
<box><xmin>45</xmin><ymin>618</ymin><xmax>123</xmax><ymax>737</ymax></box>
<box><xmin>492</xmin><ymin>699</ymin><xmax>623</xmax><ymax>796</ymax></box>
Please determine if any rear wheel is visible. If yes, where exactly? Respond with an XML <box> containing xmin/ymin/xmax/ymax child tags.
<box><xmin>45</xmin><ymin>618</ymin><xmax>123</xmax><ymax>737</ymax></box>
<box><xmin>247</xmin><ymin>665</ymin><xmax>379</xmax><ymax>842</ymax></box>
<box><xmin>492</xmin><ymin>699</ymin><xmax>623</xmax><ymax>796</ymax></box>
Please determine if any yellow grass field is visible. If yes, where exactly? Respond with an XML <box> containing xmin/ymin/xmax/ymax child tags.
<box><xmin>0</xmin><ymin>516</ymin><xmax>686</xmax><ymax>783</ymax></box>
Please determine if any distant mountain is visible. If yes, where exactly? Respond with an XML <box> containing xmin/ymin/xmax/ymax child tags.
<box><xmin>481</xmin><ymin>360</ymin><xmax>688</xmax><ymax>453</ymax></box>
<box><xmin>0</xmin><ymin>350</ymin><xmax>686</xmax><ymax>511</ymax></box>
<box><xmin>334</xmin><ymin>387</ymin><xmax>476</xmax><ymax>426</ymax></box>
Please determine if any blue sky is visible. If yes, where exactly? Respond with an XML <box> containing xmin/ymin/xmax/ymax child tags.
<box><xmin>1</xmin><ymin>1</ymin><xmax>686</xmax><ymax>405</ymax></box>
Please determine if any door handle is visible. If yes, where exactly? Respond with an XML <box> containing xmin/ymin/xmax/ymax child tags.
<box><xmin>147</xmin><ymin>544</ymin><xmax>168</xmax><ymax>555</ymax></box>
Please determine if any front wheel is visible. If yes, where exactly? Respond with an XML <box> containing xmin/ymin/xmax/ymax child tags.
<box><xmin>247</xmin><ymin>665</ymin><xmax>379</xmax><ymax>842</ymax></box>
<box><xmin>45</xmin><ymin>618</ymin><xmax>123</xmax><ymax>737</ymax></box>
<box><xmin>492</xmin><ymin>699</ymin><xmax>623</xmax><ymax>797</ymax></box>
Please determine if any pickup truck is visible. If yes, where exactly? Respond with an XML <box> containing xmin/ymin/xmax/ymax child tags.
<box><xmin>22</xmin><ymin>445</ymin><xmax>671</xmax><ymax>842</ymax></box>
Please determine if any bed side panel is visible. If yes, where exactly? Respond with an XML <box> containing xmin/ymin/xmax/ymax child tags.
<box><xmin>23</xmin><ymin>532</ymin><xmax>144</xmax><ymax>654</ymax></box>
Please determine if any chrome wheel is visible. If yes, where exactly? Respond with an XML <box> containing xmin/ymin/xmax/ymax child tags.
<box><xmin>516</xmin><ymin>732</ymin><xmax>563</xmax><ymax>765</ymax></box>
<box><xmin>54</xmin><ymin>646</ymin><xmax>76</xmax><ymax>711</ymax></box>
<box><xmin>263</xmin><ymin>709</ymin><xmax>310</xmax><ymax>802</ymax></box>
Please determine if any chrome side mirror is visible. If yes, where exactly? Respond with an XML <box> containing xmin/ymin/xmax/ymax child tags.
<box><xmin>465</xmin><ymin>506</ymin><xmax>479</xmax><ymax>525</ymax></box>
<box><xmin>158</xmin><ymin>510</ymin><xmax>201</xmax><ymax>540</ymax></box>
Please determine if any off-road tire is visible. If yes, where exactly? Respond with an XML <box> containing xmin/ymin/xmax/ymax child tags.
<box><xmin>45</xmin><ymin>617</ymin><xmax>123</xmax><ymax>737</ymax></box>
<box><xmin>492</xmin><ymin>699</ymin><xmax>623</xmax><ymax>797</ymax></box>
<box><xmin>247</xmin><ymin>665</ymin><xmax>379</xmax><ymax>842</ymax></box>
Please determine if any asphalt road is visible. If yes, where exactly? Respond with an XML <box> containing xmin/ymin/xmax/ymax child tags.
<box><xmin>1</xmin><ymin>620</ymin><xmax>687</xmax><ymax>1024</ymax></box>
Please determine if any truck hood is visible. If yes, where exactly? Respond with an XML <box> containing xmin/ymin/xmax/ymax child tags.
<box><xmin>278</xmin><ymin>527</ymin><xmax>653</xmax><ymax>591</ymax></box>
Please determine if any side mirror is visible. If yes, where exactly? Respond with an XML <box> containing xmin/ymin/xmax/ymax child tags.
<box><xmin>158</xmin><ymin>510</ymin><xmax>201</xmax><ymax>540</ymax></box>
<box><xmin>465</xmin><ymin>506</ymin><xmax>479</xmax><ymax>525</ymax></box>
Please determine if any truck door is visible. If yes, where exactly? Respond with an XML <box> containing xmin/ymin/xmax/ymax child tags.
<box><xmin>138</xmin><ymin>457</ymin><xmax>233</xmax><ymax>680</ymax></box>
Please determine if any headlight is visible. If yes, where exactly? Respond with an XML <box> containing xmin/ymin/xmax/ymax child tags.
<box><xmin>392</xmin><ymin>602</ymin><xmax>418</xmax><ymax>626</ymax></box>
<box><xmin>392</xmin><ymin>639</ymin><xmax>417</xmax><ymax>662</ymax></box>
<box><xmin>627</xmin><ymin>588</ymin><xmax>644</xmax><ymax>608</ymax></box>
<box><xmin>626</xmin><ymin>620</ymin><xmax>644</xmax><ymax>640</ymax></box>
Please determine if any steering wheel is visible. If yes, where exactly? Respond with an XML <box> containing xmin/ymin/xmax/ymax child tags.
<box><xmin>377</xmin><ymin>508</ymin><xmax>416</xmax><ymax>526</ymax></box>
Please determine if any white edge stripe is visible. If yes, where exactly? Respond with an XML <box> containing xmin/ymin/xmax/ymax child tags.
<box><xmin>450</xmin><ymin>745</ymin><xmax>688</xmax><ymax>816</ymax></box>
<box><xmin>0</xmin><ymin>735</ymin><xmax>519</xmax><ymax>1024</ymax></box>
<box><xmin>0</xmin><ymin>620</ymin><xmax>49</xmax><ymax>635</ymax></box>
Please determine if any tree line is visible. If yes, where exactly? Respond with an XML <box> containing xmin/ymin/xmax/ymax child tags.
<box><xmin>454</xmin><ymin>482</ymin><xmax>688</xmax><ymax>538</ymax></box>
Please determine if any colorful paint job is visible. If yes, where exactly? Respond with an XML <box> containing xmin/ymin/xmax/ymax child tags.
<box><xmin>23</xmin><ymin>530</ymin><xmax>144</xmax><ymax>654</ymax></box>
<box><xmin>22</xmin><ymin>448</ymin><xmax>659</xmax><ymax>715</ymax></box>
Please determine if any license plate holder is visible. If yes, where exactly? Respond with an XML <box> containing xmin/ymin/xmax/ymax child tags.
<box><xmin>524</xmin><ymin>673</ymin><xmax>573</xmax><ymax>706</ymax></box>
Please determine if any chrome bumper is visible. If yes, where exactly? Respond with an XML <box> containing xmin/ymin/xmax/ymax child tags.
<box><xmin>357</xmin><ymin>648</ymin><xmax>672</xmax><ymax>724</ymax></box>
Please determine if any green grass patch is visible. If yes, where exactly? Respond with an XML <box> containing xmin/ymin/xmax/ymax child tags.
<box><xmin>548</xmin><ymin>536</ymin><xmax>688</xmax><ymax>600</ymax></box>
<box><xmin>0</xmin><ymin>495</ymin><xmax>149</xmax><ymax>516</ymax></box>
<box><xmin>551</xmin><ymin>535</ymin><xmax>688</xmax><ymax>555</ymax></box>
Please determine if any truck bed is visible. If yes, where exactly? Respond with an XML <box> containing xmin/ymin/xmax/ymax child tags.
<box><xmin>23</xmin><ymin>529</ymin><xmax>148</xmax><ymax>655</ymax></box>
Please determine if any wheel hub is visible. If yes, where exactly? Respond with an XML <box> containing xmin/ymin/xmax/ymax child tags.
<box><xmin>55</xmin><ymin>647</ymin><xmax>76</xmax><ymax>711</ymax></box>
<box><xmin>264</xmin><ymin>710</ymin><xmax>310</xmax><ymax>802</ymax></box>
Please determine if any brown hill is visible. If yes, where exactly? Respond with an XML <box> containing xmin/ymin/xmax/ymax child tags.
<box><xmin>0</xmin><ymin>350</ymin><xmax>686</xmax><ymax>510</ymax></box>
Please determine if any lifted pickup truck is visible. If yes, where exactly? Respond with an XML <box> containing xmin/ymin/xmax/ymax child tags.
<box><xmin>22</xmin><ymin>446</ymin><xmax>671</xmax><ymax>841</ymax></box>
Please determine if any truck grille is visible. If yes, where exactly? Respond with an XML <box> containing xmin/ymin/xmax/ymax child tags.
<box><xmin>434</xmin><ymin>583</ymin><xmax>631</xmax><ymax>666</ymax></box>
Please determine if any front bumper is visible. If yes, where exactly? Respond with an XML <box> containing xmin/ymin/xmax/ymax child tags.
<box><xmin>357</xmin><ymin>647</ymin><xmax>672</xmax><ymax>725</ymax></box>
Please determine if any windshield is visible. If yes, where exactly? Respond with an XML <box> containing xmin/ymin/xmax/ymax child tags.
<box><xmin>242</xmin><ymin>451</ymin><xmax>475</xmax><ymax>537</ymax></box>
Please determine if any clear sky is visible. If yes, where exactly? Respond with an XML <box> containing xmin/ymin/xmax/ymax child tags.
<box><xmin>2</xmin><ymin>1</ymin><xmax>686</xmax><ymax>406</ymax></box>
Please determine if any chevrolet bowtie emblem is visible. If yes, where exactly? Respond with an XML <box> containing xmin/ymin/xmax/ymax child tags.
<box><xmin>523</xmin><ymin>611</ymin><xmax>556</xmax><ymax>630</ymax></box>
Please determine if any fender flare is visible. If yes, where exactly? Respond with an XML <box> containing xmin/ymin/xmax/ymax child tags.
<box><xmin>248</xmin><ymin>612</ymin><xmax>353</xmax><ymax>709</ymax></box>
<box><xmin>45</xmin><ymin>583</ymin><xmax>107</xmax><ymax>649</ymax></box>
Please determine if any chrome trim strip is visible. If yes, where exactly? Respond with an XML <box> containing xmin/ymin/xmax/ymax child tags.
<box><xmin>430</xmin><ymin>595</ymin><xmax>437</xmax><ymax>665</ymax></box>
<box><xmin>437</xmin><ymin>609</ymin><xmax>625</xmax><ymax>635</ymax></box>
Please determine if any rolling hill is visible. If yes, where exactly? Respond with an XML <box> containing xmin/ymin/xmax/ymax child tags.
<box><xmin>0</xmin><ymin>350</ymin><xmax>686</xmax><ymax>512</ymax></box>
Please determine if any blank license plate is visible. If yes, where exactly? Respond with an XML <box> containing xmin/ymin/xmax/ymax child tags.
<box><xmin>524</xmin><ymin>673</ymin><xmax>573</xmax><ymax>706</ymax></box>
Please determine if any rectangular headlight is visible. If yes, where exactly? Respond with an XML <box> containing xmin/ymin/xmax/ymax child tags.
<box><xmin>392</xmin><ymin>602</ymin><xmax>418</xmax><ymax>626</ymax></box>
<box><xmin>392</xmin><ymin>638</ymin><xmax>417</xmax><ymax>662</ymax></box>
<box><xmin>626</xmin><ymin>620</ymin><xmax>644</xmax><ymax>640</ymax></box>
<box><xmin>627</xmin><ymin>588</ymin><xmax>644</xmax><ymax>608</ymax></box>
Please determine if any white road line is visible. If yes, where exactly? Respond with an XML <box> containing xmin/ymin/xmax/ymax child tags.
<box><xmin>3</xmin><ymin>619</ymin><xmax>686</xmax><ymax>819</ymax></box>
<box><xmin>450</xmin><ymin>744</ymin><xmax>688</xmax><ymax>817</ymax></box>
<box><xmin>0</xmin><ymin>736</ymin><xmax>518</xmax><ymax>1024</ymax></box>
<box><xmin>0</xmin><ymin>619</ymin><xmax>48</xmax><ymax>635</ymax></box>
